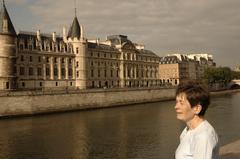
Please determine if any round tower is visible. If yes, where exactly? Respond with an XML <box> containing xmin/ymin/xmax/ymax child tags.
<box><xmin>0</xmin><ymin>0</ymin><xmax>17</xmax><ymax>90</ymax></box>
<box><xmin>67</xmin><ymin>16</ymin><xmax>87</xmax><ymax>89</ymax></box>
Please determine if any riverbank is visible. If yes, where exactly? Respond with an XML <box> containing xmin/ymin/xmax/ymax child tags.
<box><xmin>0</xmin><ymin>88</ymin><xmax>239</xmax><ymax>118</ymax></box>
<box><xmin>0</xmin><ymin>87</ymin><xmax>176</xmax><ymax>118</ymax></box>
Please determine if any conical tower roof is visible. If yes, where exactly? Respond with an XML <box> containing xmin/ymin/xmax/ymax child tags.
<box><xmin>0</xmin><ymin>0</ymin><xmax>16</xmax><ymax>36</ymax></box>
<box><xmin>67</xmin><ymin>16</ymin><xmax>81</xmax><ymax>39</ymax></box>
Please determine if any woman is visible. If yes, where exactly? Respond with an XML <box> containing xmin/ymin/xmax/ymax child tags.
<box><xmin>175</xmin><ymin>81</ymin><xmax>219</xmax><ymax>159</ymax></box>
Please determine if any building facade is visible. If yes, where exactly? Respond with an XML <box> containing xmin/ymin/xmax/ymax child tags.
<box><xmin>159</xmin><ymin>54</ymin><xmax>216</xmax><ymax>86</ymax></box>
<box><xmin>0</xmin><ymin>1</ymin><xmax>160</xmax><ymax>90</ymax></box>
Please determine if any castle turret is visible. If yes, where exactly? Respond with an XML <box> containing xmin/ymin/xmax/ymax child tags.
<box><xmin>67</xmin><ymin>15</ymin><xmax>87</xmax><ymax>89</ymax></box>
<box><xmin>0</xmin><ymin>0</ymin><xmax>17</xmax><ymax>90</ymax></box>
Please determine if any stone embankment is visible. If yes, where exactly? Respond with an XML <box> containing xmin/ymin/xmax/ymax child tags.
<box><xmin>0</xmin><ymin>88</ymin><xmax>176</xmax><ymax>117</ymax></box>
<box><xmin>0</xmin><ymin>88</ymin><xmax>240</xmax><ymax>118</ymax></box>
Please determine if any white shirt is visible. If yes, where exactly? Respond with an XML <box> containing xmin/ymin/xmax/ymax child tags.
<box><xmin>175</xmin><ymin>120</ymin><xmax>219</xmax><ymax>159</ymax></box>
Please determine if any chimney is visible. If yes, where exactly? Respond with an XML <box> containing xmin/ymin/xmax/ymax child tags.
<box><xmin>52</xmin><ymin>32</ymin><xmax>56</xmax><ymax>42</ymax></box>
<box><xmin>96</xmin><ymin>38</ymin><xmax>100</xmax><ymax>46</ymax></box>
<box><xmin>63</xmin><ymin>27</ymin><xmax>67</xmax><ymax>42</ymax></box>
<box><xmin>37</xmin><ymin>30</ymin><xmax>41</xmax><ymax>41</ymax></box>
<box><xmin>80</xmin><ymin>25</ymin><xmax>84</xmax><ymax>40</ymax></box>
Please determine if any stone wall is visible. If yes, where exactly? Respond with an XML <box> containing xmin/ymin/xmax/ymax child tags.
<box><xmin>0</xmin><ymin>88</ymin><xmax>175</xmax><ymax>117</ymax></box>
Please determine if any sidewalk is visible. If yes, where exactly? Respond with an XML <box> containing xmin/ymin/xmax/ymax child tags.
<box><xmin>220</xmin><ymin>139</ymin><xmax>240</xmax><ymax>159</ymax></box>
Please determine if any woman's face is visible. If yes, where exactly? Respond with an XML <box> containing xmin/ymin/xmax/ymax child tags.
<box><xmin>175</xmin><ymin>93</ymin><xmax>197</xmax><ymax>123</ymax></box>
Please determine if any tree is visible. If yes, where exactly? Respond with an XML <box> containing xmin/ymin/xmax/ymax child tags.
<box><xmin>204</xmin><ymin>67</ymin><xmax>232</xmax><ymax>85</ymax></box>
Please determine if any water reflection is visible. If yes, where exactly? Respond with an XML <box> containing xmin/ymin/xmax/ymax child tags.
<box><xmin>0</xmin><ymin>92</ymin><xmax>240</xmax><ymax>159</ymax></box>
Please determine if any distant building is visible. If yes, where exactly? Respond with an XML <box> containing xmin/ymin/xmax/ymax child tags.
<box><xmin>235</xmin><ymin>65</ymin><xmax>240</xmax><ymax>72</ymax></box>
<box><xmin>159</xmin><ymin>54</ymin><xmax>215</xmax><ymax>86</ymax></box>
<box><xmin>0</xmin><ymin>1</ymin><xmax>160</xmax><ymax>90</ymax></box>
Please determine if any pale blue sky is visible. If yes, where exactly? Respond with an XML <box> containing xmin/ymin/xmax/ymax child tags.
<box><xmin>4</xmin><ymin>0</ymin><xmax>240</xmax><ymax>68</ymax></box>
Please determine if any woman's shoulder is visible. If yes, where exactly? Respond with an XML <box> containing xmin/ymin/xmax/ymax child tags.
<box><xmin>193</xmin><ymin>120</ymin><xmax>218</xmax><ymax>143</ymax></box>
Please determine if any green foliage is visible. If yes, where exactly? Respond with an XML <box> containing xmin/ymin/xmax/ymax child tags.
<box><xmin>204</xmin><ymin>67</ymin><xmax>232</xmax><ymax>84</ymax></box>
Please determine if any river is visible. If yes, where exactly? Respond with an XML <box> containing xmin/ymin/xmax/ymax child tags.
<box><xmin>0</xmin><ymin>92</ymin><xmax>240</xmax><ymax>159</ymax></box>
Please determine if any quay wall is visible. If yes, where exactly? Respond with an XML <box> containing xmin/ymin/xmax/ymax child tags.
<box><xmin>0</xmin><ymin>88</ymin><xmax>176</xmax><ymax>117</ymax></box>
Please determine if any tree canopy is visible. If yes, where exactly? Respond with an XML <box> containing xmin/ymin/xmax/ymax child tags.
<box><xmin>204</xmin><ymin>67</ymin><xmax>233</xmax><ymax>84</ymax></box>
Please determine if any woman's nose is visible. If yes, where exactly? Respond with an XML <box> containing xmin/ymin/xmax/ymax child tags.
<box><xmin>175</xmin><ymin>102</ymin><xmax>180</xmax><ymax>109</ymax></box>
<box><xmin>174</xmin><ymin>103</ymin><xmax>178</xmax><ymax>109</ymax></box>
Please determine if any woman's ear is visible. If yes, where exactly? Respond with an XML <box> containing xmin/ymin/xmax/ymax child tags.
<box><xmin>194</xmin><ymin>104</ymin><xmax>202</xmax><ymax>115</ymax></box>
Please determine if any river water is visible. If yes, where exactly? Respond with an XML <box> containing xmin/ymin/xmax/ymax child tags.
<box><xmin>0</xmin><ymin>92</ymin><xmax>240</xmax><ymax>159</ymax></box>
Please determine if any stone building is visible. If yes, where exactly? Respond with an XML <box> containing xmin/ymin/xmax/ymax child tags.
<box><xmin>0</xmin><ymin>0</ymin><xmax>17</xmax><ymax>90</ymax></box>
<box><xmin>159</xmin><ymin>54</ymin><xmax>216</xmax><ymax>86</ymax></box>
<box><xmin>0</xmin><ymin>1</ymin><xmax>160</xmax><ymax>90</ymax></box>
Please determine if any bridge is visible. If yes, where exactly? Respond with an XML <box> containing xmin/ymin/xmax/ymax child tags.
<box><xmin>228</xmin><ymin>79</ymin><xmax>240</xmax><ymax>89</ymax></box>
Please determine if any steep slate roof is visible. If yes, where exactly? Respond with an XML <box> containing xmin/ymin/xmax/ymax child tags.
<box><xmin>160</xmin><ymin>56</ymin><xmax>180</xmax><ymax>63</ymax></box>
<box><xmin>0</xmin><ymin>0</ymin><xmax>16</xmax><ymax>35</ymax></box>
<box><xmin>138</xmin><ymin>49</ymin><xmax>159</xmax><ymax>57</ymax></box>
<box><xmin>18</xmin><ymin>31</ymin><xmax>63</xmax><ymax>42</ymax></box>
<box><xmin>107</xmin><ymin>35</ymin><xmax>129</xmax><ymax>45</ymax></box>
<box><xmin>88</xmin><ymin>42</ymin><xmax>119</xmax><ymax>52</ymax></box>
<box><xmin>67</xmin><ymin>16</ymin><xmax>81</xmax><ymax>39</ymax></box>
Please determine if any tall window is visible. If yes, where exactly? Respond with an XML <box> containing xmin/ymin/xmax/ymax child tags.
<box><xmin>111</xmin><ymin>70</ymin><xmax>113</xmax><ymax>77</ymax></box>
<box><xmin>37</xmin><ymin>68</ymin><xmax>42</xmax><ymax>76</ymax></box>
<box><xmin>20</xmin><ymin>55</ymin><xmax>24</xmax><ymax>62</ymax></box>
<box><xmin>76</xmin><ymin>47</ymin><xmax>79</xmax><ymax>54</ymax></box>
<box><xmin>38</xmin><ymin>56</ymin><xmax>41</xmax><ymax>62</ymax></box>
<box><xmin>128</xmin><ymin>69</ymin><xmax>131</xmax><ymax>78</ymax></box>
<box><xmin>117</xmin><ymin>70</ymin><xmax>119</xmax><ymax>77</ymax></box>
<box><xmin>46</xmin><ymin>68</ymin><xmax>50</xmax><ymax>76</ymax></box>
<box><xmin>98</xmin><ymin>69</ymin><xmax>100</xmax><ymax>77</ymax></box>
<box><xmin>104</xmin><ymin>70</ymin><xmax>107</xmax><ymax>78</ymax></box>
<box><xmin>69</xmin><ymin>68</ymin><xmax>73</xmax><ymax>76</ymax></box>
<box><xmin>29</xmin><ymin>67</ymin><xmax>33</xmax><ymax>76</ymax></box>
<box><xmin>91</xmin><ymin>69</ymin><xmax>94</xmax><ymax>77</ymax></box>
<box><xmin>54</xmin><ymin>68</ymin><xmax>58</xmax><ymax>76</ymax></box>
<box><xmin>20</xmin><ymin>67</ymin><xmax>25</xmax><ymax>75</ymax></box>
<box><xmin>61</xmin><ymin>68</ymin><xmax>65</xmax><ymax>76</ymax></box>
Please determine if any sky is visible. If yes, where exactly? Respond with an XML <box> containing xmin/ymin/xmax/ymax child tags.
<box><xmin>4</xmin><ymin>0</ymin><xmax>240</xmax><ymax>69</ymax></box>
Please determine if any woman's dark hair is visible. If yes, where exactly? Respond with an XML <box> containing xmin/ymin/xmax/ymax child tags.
<box><xmin>176</xmin><ymin>80</ymin><xmax>210</xmax><ymax>116</ymax></box>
